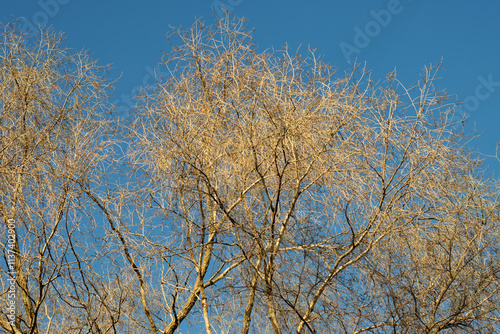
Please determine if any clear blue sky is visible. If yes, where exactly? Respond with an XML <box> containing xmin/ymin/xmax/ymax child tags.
<box><xmin>2</xmin><ymin>0</ymin><xmax>499</xmax><ymax>172</ymax></box>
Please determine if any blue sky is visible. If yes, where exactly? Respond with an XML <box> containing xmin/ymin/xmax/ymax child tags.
<box><xmin>2</xmin><ymin>0</ymin><xmax>499</xmax><ymax>173</ymax></box>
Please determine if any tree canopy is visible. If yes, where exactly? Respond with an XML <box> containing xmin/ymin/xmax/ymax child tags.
<box><xmin>0</xmin><ymin>16</ymin><xmax>499</xmax><ymax>334</ymax></box>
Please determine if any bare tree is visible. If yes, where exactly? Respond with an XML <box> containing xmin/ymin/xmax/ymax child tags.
<box><xmin>1</xmin><ymin>15</ymin><xmax>499</xmax><ymax>334</ymax></box>
<box><xmin>359</xmin><ymin>168</ymin><xmax>500</xmax><ymax>333</ymax></box>
<box><xmin>0</xmin><ymin>22</ymin><xmax>116</xmax><ymax>333</ymax></box>
<box><xmin>126</xmin><ymin>16</ymin><xmax>500</xmax><ymax>333</ymax></box>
